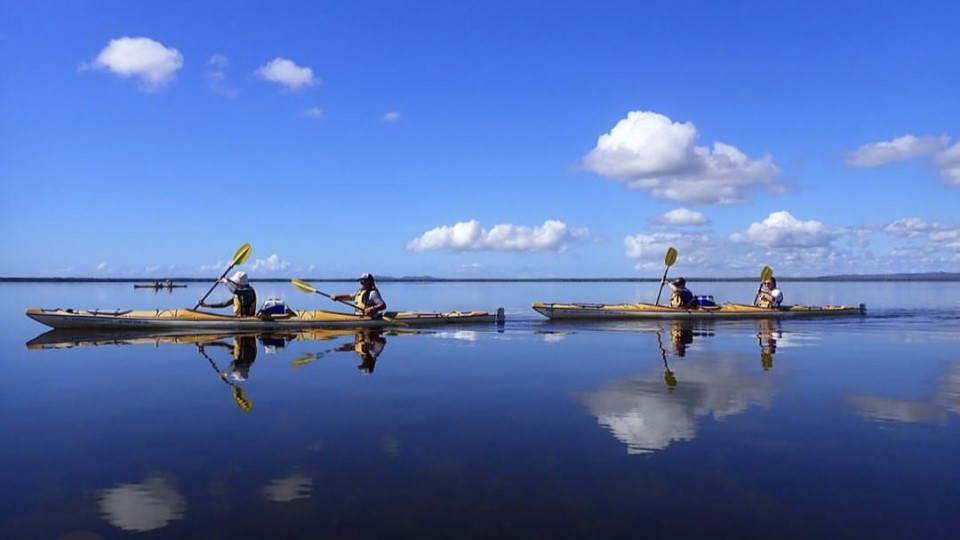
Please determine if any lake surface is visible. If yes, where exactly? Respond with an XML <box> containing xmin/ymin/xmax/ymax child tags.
<box><xmin>2</xmin><ymin>281</ymin><xmax>959</xmax><ymax>539</ymax></box>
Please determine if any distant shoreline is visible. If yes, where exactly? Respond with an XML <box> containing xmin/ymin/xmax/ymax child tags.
<box><xmin>2</xmin><ymin>273</ymin><xmax>959</xmax><ymax>283</ymax></box>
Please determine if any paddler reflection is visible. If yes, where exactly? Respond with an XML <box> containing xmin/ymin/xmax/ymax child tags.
<box><xmin>196</xmin><ymin>335</ymin><xmax>257</xmax><ymax>412</ymax></box>
<box><xmin>757</xmin><ymin>319</ymin><xmax>781</xmax><ymax>371</ymax></box>
<box><xmin>655</xmin><ymin>321</ymin><xmax>715</xmax><ymax>389</ymax></box>
<box><xmin>337</xmin><ymin>329</ymin><xmax>387</xmax><ymax>375</ymax></box>
<box><xmin>289</xmin><ymin>330</ymin><xmax>389</xmax><ymax>375</ymax></box>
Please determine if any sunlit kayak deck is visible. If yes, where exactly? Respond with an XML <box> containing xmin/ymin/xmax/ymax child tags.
<box><xmin>532</xmin><ymin>302</ymin><xmax>866</xmax><ymax>320</ymax></box>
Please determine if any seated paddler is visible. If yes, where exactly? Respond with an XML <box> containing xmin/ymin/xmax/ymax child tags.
<box><xmin>331</xmin><ymin>272</ymin><xmax>387</xmax><ymax>319</ymax></box>
<box><xmin>199</xmin><ymin>270</ymin><xmax>257</xmax><ymax>316</ymax></box>
<box><xmin>664</xmin><ymin>277</ymin><xmax>697</xmax><ymax>309</ymax></box>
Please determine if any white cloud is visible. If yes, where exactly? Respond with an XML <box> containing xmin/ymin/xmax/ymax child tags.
<box><xmin>255</xmin><ymin>58</ymin><xmax>317</xmax><ymax>90</ymax></box>
<box><xmin>729</xmin><ymin>211</ymin><xmax>838</xmax><ymax>248</ymax></box>
<box><xmin>845</xmin><ymin>134</ymin><xmax>948</xmax><ymax>167</ymax></box>
<box><xmin>302</xmin><ymin>106</ymin><xmax>324</xmax><ymax>119</ymax></box>
<box><xmin>206</xmin><ymin>54</ymin><xmax>239</xmax><ymax>97</ymax></box>
<box><xmin>930</xmin><ymin>229</ymin><xmax>960</xmax><ymax>248</ymax></box>
<box><xmin>250</xmin><ymin>254</ymin><xmax>291</xmax><ymax>272</ymax></box>
<box><xmin>653</xmin><ymin>208</ymin><xmax>708</xmax><ymax>226</ymax></box>
<box><xmin>406</xmin><ymin>219</ymin><xmax>589</xmax><ymax>253</ymax></box>
<box><xmin>933</xmin><ymin>141</ymin><xmax>960</xmax><ymax>186</ymax></box>
<box><xmin>382</xmin><ymin>111</ymin><xmax>401</xmax><ymax>123</ymax></box>
<box><xmin>623</xmin><ymin>232</ymin><xmax>713</xmax><ymax>270</ymax></box>
<box><xmin>96</xmin><ymin>261</ymin><xmax>109</xmax><ymax>270</ymax></box>
<box><xmin>580</xmin><ymin>111</ymin><xmax>780</xmax><ymax>205</ymax></box>
<box><xmin>87</xmin><ymin>37</ymin><xmax>183</xmax><ymax>91</ymax></box>
<box><xmin>884</xmin><ymin>218</ymin><xmax>935</xmax><ymax>237</ymax></box>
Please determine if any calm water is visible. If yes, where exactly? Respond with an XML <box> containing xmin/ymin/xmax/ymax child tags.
<box><xmin>2</xmin><ymin>281</ymin><xmax>959</xmax><ymax>539</ymax></box>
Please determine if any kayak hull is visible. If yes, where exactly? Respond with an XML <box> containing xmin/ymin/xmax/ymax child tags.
<box><xmin>26</xmin><ymin>307</ymin><xmax>504</xmax><ymax>330</ymax></box>
<box><xmin>531</xmin><ymin>302</ymin><xmax>866</xmax><ymax>320</ymax></box>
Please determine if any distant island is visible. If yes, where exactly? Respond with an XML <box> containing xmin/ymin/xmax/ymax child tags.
<box><xmin>2</xmin><ymin>272</ymin><xmax>959</xmax><ymax>283</ymax></box>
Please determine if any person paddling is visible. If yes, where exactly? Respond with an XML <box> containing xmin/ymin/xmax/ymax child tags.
<box><xmin>199</xmin><ymin>271</ymin><xmax>257</xmax><ymax>316</ymax></box>
<box><xmin>331</xmin><ymin>273</ymin><xmax>387</xmax><ymax>318</ymax></box>
<box><xmin>663</xmin><ymin>277</ymin><xmax>696</xmax><ymax>308</ymax></box>
<box><xmin>756</xmin><ymin>276</ymin><xmax>784</xmax><ymax>308</ymax></box>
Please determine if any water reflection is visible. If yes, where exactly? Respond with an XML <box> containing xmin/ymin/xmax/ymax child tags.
<box><xmin>98</xmin><ymin>474</ymin><xmax>186</xmax><ymax>532</ymax></box>
<box><xmin>848</xmin><ymin>362</ymin><xmax>960</xmax><ymax>424</ymax></box>
<box><xmin>757</xmin><ymin>319</ymin><xmax>781</xmax><ymax>371</ymax></box>
<box><xmin>583</xmin><ymin>322</ymin><xmax>779</xmax><ymax>454</ymax></box>
<box><xmin>263</xmin><ymin>471</ymin><xmax>314</xmax><ymax>503</ymax></box>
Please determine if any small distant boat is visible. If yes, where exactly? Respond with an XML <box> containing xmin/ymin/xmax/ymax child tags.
<box><xmin>134</xmin><ymin>283</ymin><xmax>187</xmax><ymax>289</ymax></box>
<box><xmin>532</xmin><ymin>302</ymin><xmax>866</xmax><ymax>320</ymax></box>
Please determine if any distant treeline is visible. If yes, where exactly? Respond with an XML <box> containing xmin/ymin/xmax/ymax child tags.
<box><xmin>2</xmin><ymin>273</ymin><xmax>959</xmax><ymax>283</ymax></box>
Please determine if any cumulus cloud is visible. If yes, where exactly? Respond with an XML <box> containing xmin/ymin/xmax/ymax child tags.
<box><xmin>406</xmin><ymin>219</ymin><xmax>589</xmax><ymax>253</ymax></box>
<box><xmin>580</xmin><ymin>111</ymin><xmax>781</xmax><ymax>205</ymax></box>
<box><xmin>382</xmin><ymin>111</ymin><xmax>401</xmax><ymax>123</ymax></box>
<box><xmin>255</xmin><ymin>58</ymin><xmax>317</xmax><ymax>90</ymax></box>
<box><xmin>86</xmin><ymin>37</ymin><xmax>183</xmax><ymax>91</ymax></box>
<box><xmin>729</xmin><ymin>211</ymin><xmax>838</xmax><ymax>248</ymax></box>
<box><xmin>206</xmin><ymin>54</ymin><xmax>239</xmax><ymax>97</ymax></box>
<box><xmin>933</xmin><ymin>141</ymin><xmax>960</xmax><ymax>186</ymax></box>
<box><xmin>884</xmin><ymin>218</ymin><xmax>936</xmax><ymax>237</ymax></box>
<box><xmin>623</xmin><ymin>232</ymin><xmax>713</xmax><ymax>270</ymax></box>
<box><xmin>250</xmin><ymin>254</ymin><xmax>291</xmax><ymax>272</ymax></box>
<box><xmin>653</xmin><ymin>208</ymin><xmax>708</xmax><ymax>226</ymax></box>
<box><xmin>845</xmin><ymin>134</ymin><xmax>948</xmax><ymax>167</ymax></box>
<box><xmin>302</xmin><ymin>106</ymin><xmax>324</xmax><ymax>119</ymax></box>
<box><xmin>930</xmin><ymin>229</ymin><xmax>960</xmax><ymax>248</ymax></box>
<box><xmin>97</xmin><ymin>261</ymin><xmax>109</xmax><ymax>270</ymax></box>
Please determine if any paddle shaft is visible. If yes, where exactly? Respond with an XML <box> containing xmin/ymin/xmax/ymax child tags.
<box><xmin>195</xmin><ymin>265</ymin><xmax>239</xmax><ymax>309</ymax></box>
<box><xmin>655</xmin><ymin>266</ymin><xmax>671</xmax><ymax>306</ymax></box>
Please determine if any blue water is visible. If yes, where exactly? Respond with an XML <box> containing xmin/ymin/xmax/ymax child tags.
<box><xmin>1</xmin><ymin>281</ymin><xmax>959</xmax><ymax>539</ymax></box>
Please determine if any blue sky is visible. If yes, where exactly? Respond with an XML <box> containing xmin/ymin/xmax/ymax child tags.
<box><xmin>1</xmin><ymin>0</ymin><xmax>957</xmax><ymax>278</ymax></box>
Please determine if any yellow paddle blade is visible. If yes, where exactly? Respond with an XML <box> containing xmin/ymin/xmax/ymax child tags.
<box><xmin>291</xmin><ymin>352</ymin><xmax>316</xmax><ymax>368</ymax></box>
<box><xmin>232</xmin><ymin>386</ymin><xmax>253</xmax><ymax>412</ymax></box>
<box><xmin>291</xmin><ymin>278</ymin><xmax>317</xmax><ymax>294</ymax></box>
<box><xmin>664</xmin><ymin>247</ymin><xmax>678</xmax><ymax>267</ymax></box>
<box><xmin>233</xmin><ymin>243</ymin><xmax>252</xmax><ymax>266</ymax></box>
<box><xmin>383</xmin><ymin>316</ymin><xmax>408</xmax><ymax>327</ymax></box>
<box><xmin>760</xmin><ymin>266</ymin><xmax>773</xmax><ymax>282</ymax></box>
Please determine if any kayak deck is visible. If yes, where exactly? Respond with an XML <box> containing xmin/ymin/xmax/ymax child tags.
<box><xmin>532</xmin><ymin>302</ymin><xmax>866</xmax><ymax>320</ymax></box>
<box><xmin>25</xmin><ymin>307</ymin><xmax>506</xmax><ymax>330</ymax></box>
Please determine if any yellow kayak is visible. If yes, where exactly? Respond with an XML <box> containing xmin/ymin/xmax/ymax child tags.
<box><xmin>25</xmin><ymin>307</ymin><xmax>504</xmax><ymax>330</ymax></box>
<box><xmin>531</xmin><ymin>302</ymin><xmax>866</xmax><ymax>320</ymax></box>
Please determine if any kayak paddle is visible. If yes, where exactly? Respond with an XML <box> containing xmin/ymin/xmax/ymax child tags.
<box><xmin>290</xmin><ymin>278</ymin><xmax>408</xmax><ymax>327</ymax></box>
<box><xmin>194</xmin><ymin>243</ymin><xmax>252</xmax><ymax>310</ymax></box>
<box><xmin>655</xmin><ymin>247</ymin><xmax>679</xmax><ymax>306</ymax></box>
<box><xmin>753</xmin><ymin>266</ymin><xmax>774</xmax><ymax>306</ymax></box>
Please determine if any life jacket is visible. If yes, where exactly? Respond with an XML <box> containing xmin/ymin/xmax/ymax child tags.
<box><xmin>757</xmin><ymin>290</ymin><xmax>783</xmax><ymax>309</ymax></box>
<box><xmin>233</xmin><ymin>287</ymin><xmax>257</xmax><ymax>316</ymax></box>
<box><xmin>353</xmin><ymin>287</ymin><xmax>382</xmax><ymax>317</ymax></box>
<box><xmin>670</xmin><ymin>288</ymin><xmax>695</xmax><ymax>308</ymax></box>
